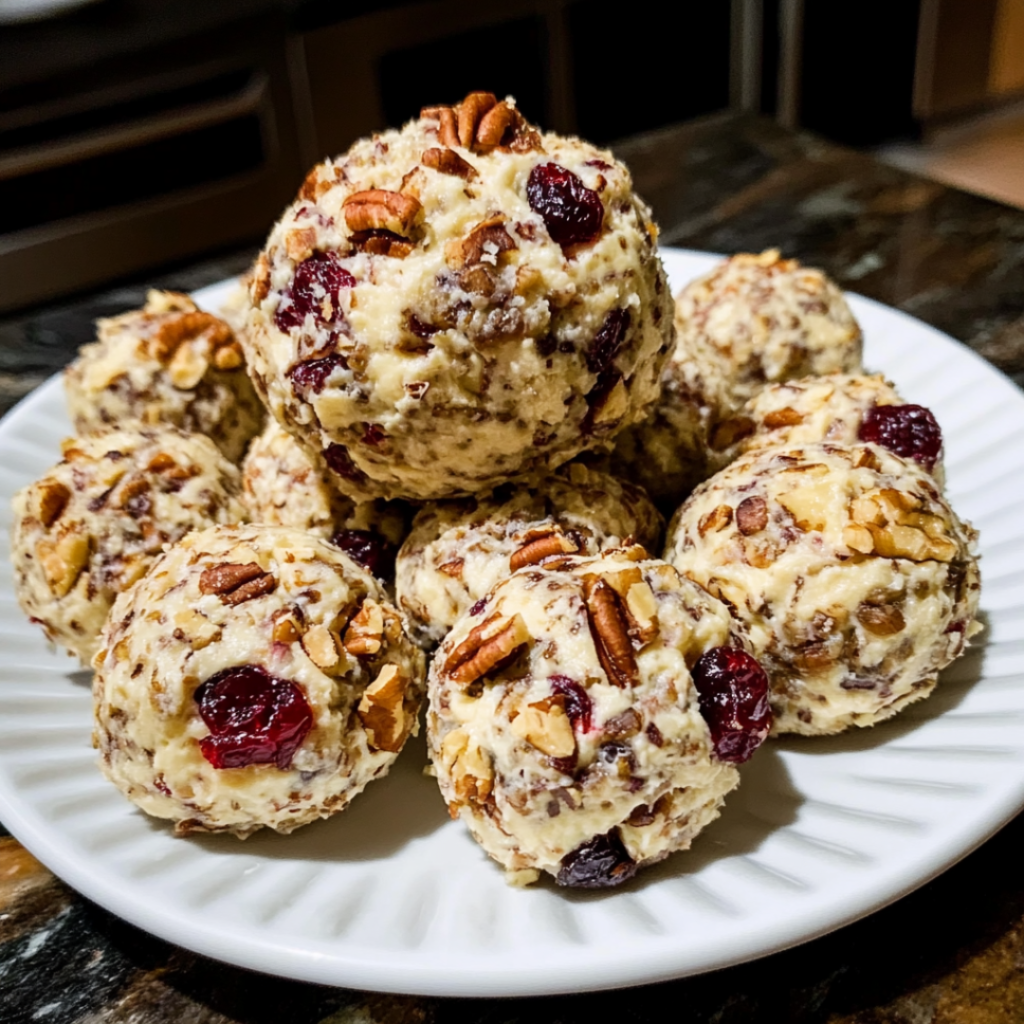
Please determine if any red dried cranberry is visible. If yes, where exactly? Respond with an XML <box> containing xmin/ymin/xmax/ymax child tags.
<box><xmin>362</xmin><ymin>423</ymin><xmax>387</xmax><ymax>446</ymax></box>
<box><xmin>691</xmin><ymin>646</ymin><xmax>771</xmax><ymax>763</ymax></box>
<box><xmin>556</xmin><ymin>830</ymin><xmax>637</xmax><ymax>888</ymax></box>
<box><xmin>288</xmin><ymin>352</ymin><xmax>348</xmax><ymax>396</ymax></box>
<box><xmin>275</xmin><ymin>253</ymin><xmax>355</xmax><ymax>332</ymax></box>
<box><xmin>322</xmin><ymin>444</ymin><xmax>366</xmax><ymax>483</ymax></box>
<box><xmin>551</xmin><ymin>675</ymin><xmax>593</xmax><ymax>732</ymax></box>
<box><xmin>407</xmin><ymin>314</ymin><xmax>439</xmax><ymax>339</ymax></box>
<box><xmin>585</xmin><ymin>309</ymin><xmax>630</xmax><ymax>374</ymax></box>
<box><xmin>195</xmin><ymin>665</ymin><xmax>313</xmax><ymax>770</ymax></box>
<box><xmin>330</xmin><ymin>529</ymin><xmax>394</xmax><ymax>579</ymax></box>
<box><xmin>858</xmin><ymin>404</ymin><xmax>943</xmax><ymax>470</ymax></box>
<box><xmin>469</xmin><ymin>598</ymin><xmax>488</xmax><ymax>616</ymax></box>
<box><xmin>526</xmin><ymin>163</ymin><xmax>604</xmax><ymax>248</ymax></box>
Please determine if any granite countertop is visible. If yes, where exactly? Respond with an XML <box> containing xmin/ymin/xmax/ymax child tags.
<box><xmin>3</xmin><ymin>111</ymin><xmax>1024</xmax><ymax>1023</ymax></box>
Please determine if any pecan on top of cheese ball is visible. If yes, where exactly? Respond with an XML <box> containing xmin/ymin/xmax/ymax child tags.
<box><xmin>11</xmin><ymin>427</ymin><xmax>247</xmax><ymax>665</ymax></box>
<box><xmin>65</xmin><ymin>290</ymin><xmax>265</xmax><ymax>463</ymax></box>
<box><xmin>665</xmin><ymin>443</ymin><xmax>980</xmax><ymax>736</ymax></box>
<box><xmin>242</xmin><ymin>91</ymin><xmax>674</xmax><ymax>501</ymax></box>
<box><xmin>93</xmin><ymin>524</ymin><xmax>425</xmax><ymax>838</ymax></box>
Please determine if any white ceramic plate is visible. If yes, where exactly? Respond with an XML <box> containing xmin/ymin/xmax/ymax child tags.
<box><xmin>2</xmin><ymin>248</ymin><xmax>1022</xmax><ymax>997</ymax></box>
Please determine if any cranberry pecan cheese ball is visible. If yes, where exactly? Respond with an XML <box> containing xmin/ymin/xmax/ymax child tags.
<box><xmin>665</xmin><ymin>444</ymin><xmax>980</xmax><ymax>736</ymax></box>
<box><xmin>93</xmin><ymin>524</ymin><xmax>425</xmax><ymax>837</ymax></box>
<box><xmin>396</xmin><ymin>462</ymin><xmax>662</xmax><ymax>647</ymax></box>
<box><xmin>11</xmin><ymin>427</ymin><xmax>247</xmax><ymax>665</ymax></box>
<box><xmin>242</xmin><ymin>90</ymin><xmax>673</xmax><ymax>501</ymax></box>
<box><xmin>65</xmin><ymin>291</ymin><xmax>264</xmax><ymax>463</ymax></box>
<box><xmin>242</xmin><ymin>419</ymin><xmax>409</xmax><ymax>579</ymax></box>
<box><xmin>427</xmin><ymin>547</ymin><xmax>771</xmax><ymax>887</ymax></box>
<box><xmin>712</xmin><ymin>373</ymin><xmax>946</xmax><ymax>483</ymax></box>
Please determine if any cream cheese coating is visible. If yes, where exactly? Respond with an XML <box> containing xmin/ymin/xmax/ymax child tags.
<box><xmin>93</xmin><ymin>524</ymin><xmax>425</xmax><ymax>838</ymax></box>
<box><xmin>664</xmin><ymin>444</ymin><xmax>980</xmax><ymax>735</ymax></box>
<box><xmin>242</xmin><ymin>95</ymin><xmax>673</xmax><ymax>500</ymax></box>
<box><xmin>11</xmin><ymin>427</ymin><xmax>247</xmax><ymax>665</ymax></box>
<box><xmin>242</xmin><ymin>419</ymin><xmax>408</xmax><ymax>547</ymax></box>
<box><xmin>427</xmin><ymin>548</ymin><xmax>741</xmax><ymax>885</ymax></box>
<box><xmin>396</xmin><ymin>463</ymin><xmax>662</xmax><ymax>647</ymax></box>
<box><xmin>65</xmin><ymin>290</ymin><xmax>265</xmax><ymax>463</ymax></box>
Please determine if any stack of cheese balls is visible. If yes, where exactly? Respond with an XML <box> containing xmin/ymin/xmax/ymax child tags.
<box><xmin>10</xmin><ymin>91</ymin><xmax>979</xmax><ymax>890</ymax></box>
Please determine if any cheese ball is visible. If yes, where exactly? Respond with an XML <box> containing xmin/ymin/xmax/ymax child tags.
<box><xmin>616</xmin><ymin>251</ymin><xmax>863</xmax><ymax>509</ymax></box>
<box><xmin>242</xmin><ymin>91</ymin><xmax>673</xmax><ymax>501</ymax></box>
<box><xmin>11</xmin><ymin>427</ymin><xmax>247</xmax><ymax>665</ymax></box>
<box><xmin>427</xmin><ymin>549</ymin><xmax>746</xmax><ymax>887</ymax></box>
<box><xmin>241</xmin><ymin>419</ymin><xmax>409</xmax><ymax>576</ymax></box>
<box><xmin>93</xmin><ymin>525</ymin><xmax>425</xmax><ymax>838</ymax></box>
<box><xmin>396</xmin><ymin>463</ymin><xmax>662</xmax><ymax>647</ymax></box>
<box><xmin>664</xmin><ymin>444</ymin><xmax>980</xmax><ymax>736</ymax></box>
<box><xmin>65</xmin><ymin>290</ymin><xmax>264</xmax><ymax>463</ymax></box>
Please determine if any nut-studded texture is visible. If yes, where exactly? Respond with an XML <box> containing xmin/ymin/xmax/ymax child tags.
<box><xmin>396</xmin><ymin>462</ymin><xmax>663</xmax><ymax>647</ymax></box>
<box><xmin>709</xmin><ymin>372</ymin><xmax>947</xmax><ymax>483</ymax></box>
<box><xmin>11</xmin><ymin>427</ymin><xmax>247</xmax><ymax>665</ymax></box>
<box><xmin>664</xmin><ymin>443</ymin><xmax>980</xmax><ymax>736</ymax></box>
<box><xmin>615</xmin><ymin>252</ymin><xmax>863</xmax><ymax>510</ymax></box>
<box><xmin>241</xmin><ymin>419</ymin><xmax>409</xmax><ymax>549</ymax></box>
<box><xmin>242</xmin><ymin>93</ymin><xmax>673</xmax><ymax>501</ymax></box>
<box><xmin>427</xmin><ymin>549</ymin><xmax>743</xmax><ymax>885</ymax></box>
<box><xmin>65</xmin><ymin>290</ymin><xmax>265</xmax><ymax>463</ymax></box>
<box><xmin>92</xmin><ymin>524</ymin><xmax>425</xmax><ymax>838</ymax></box>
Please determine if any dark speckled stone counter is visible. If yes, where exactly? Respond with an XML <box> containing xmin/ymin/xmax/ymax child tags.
<box><xmin>3</xmin><ymin>112</ymin><xmax>1024</xmax><ymax>1023</ymax></box>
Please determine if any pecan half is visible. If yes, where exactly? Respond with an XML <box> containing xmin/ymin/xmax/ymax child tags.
<box><xmin>199</xmin><ymin>562</ymin><xmax>276</xmax><ymax>605</ymax></box>
<box><xmin>583</xmin><ymin>576</ymin><xmax>639</xmax><ymax>688</ymax></box>
<box><xmin>445</xmin><ymin>613</ymin><xmax>529</xmax><ymax>685</ymax></box>
<box><xmin>509</xmin><ymin>530</ymin><xmax>579</xmax><ymax>572</ymax></box>
<box><xmin>458</xmin><ymin>91</ymin><xmax>497</xmax><ymax>147</ymax></box>
<box><xmin>358</xmin><ymin>664</ymin><xmax>410</xmax><ymax>753</ymax></box>
<box><xmin>422</xmin><ymin>147</ymin><xmax>477</xmax><ymax>180</ymax></box>
<box><xmin>736</xmin><ymin>496</ymin><xmax>768</xmax><ymax>536</ymax></box>
<box><xmin>475</xmin><ymin>101</ymin><xmax>516</xmax><ymax>149</ymax></box>
<box><xmin>343</xmin><ymin>190</ymin><xmax>422</xmax><ymax>236</ymax></box>
<box><xmin>444</xmin><ymin>216</ymin><xmax>517</xmax><ymax>269</ymax></box>
<box><xmin>343</xmin><ymin>600</ymin><xmax>384</xmax><ymax>656</ymax></box>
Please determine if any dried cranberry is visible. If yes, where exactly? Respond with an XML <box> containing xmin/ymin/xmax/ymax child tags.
<box><xmin>195</xmin><ymin>665</ymin><xmax>313</xmax><ymax>770</ymax></box>
<box><xmin>526</xmin><ymin>163</ymin><xmax>604</xmax><ymax>248</ymax></box>
<box><xmin>331</xmin><ymin>528</ymin><xmax>394</xmax><ymax>579</ymax></box>
<box><xmin>362</xmin><ymin>423</ymin><xmax>387</xmax><ymax>446</ymax></box>
<box><xmin>551</xmin><ymin>675</ymin><xmax>593</xmax><ymax>732</ymax></box>
<box><xmin>469</xmin><ymin>598</ymin><xmax>488</xmax><ymax>616</ymax></box>
<box><xmin>691</xmin><ymin>646</ymin><xmax>772</xmax><ymax>763</ymax></box>
<box><xmin>585</xmin><ymin>309</ymin><xmax>630</xmax><ymax>374</ymax></box>
<box><xmin>275</xmin><ymin>252</ymin><xmax>355</xmax><ymax>332</ymax></box>
<box><xmin>858</xmin><ymin>404</ymin><xmax>943</xmax><ymax>470</ymax></box>
<box><xmin>322</xmin><ymin>443</ymin><xmax>366</xmax><ymax>483</ymax></box>
<box><xmin>556</xmin><ymin>830</ymin><xmax>637</xmax><ymax>888</ymax></box>
<box><xmin>288</xmin><ymin>352</ymin><xmax>348</xmax><ymax>396</ymax></box>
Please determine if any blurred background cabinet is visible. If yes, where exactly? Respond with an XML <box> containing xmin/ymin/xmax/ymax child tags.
<box><xmin>1</xmin><ymin>0</ymin><xmax>1021</xmax><ymax>314</ymax></box>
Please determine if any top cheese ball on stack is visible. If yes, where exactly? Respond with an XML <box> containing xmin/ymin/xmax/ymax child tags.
<box><xmin>242</xmin><ymin>91</ymin><xmax>674</xmax><ymax>502</ymax></box>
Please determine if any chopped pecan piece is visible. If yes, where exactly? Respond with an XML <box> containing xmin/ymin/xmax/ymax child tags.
<box><xmin>349</xmin><ymin>230</ymin><xmax>414</xmax><ymax>258</ymax></box>
<box><xmin>252</xmin><ymin>254</ymin><xmax>271</xmax><ymax>304</ymax></box>
<box><xmin>709</xmin><ymin>416</ymin><xmax>755</xmax><ymax>451</ymax></box>
<box><xmin>444</xmin><ymin>216</ymin><xmax>517</xmax><ymax>269</ymax></box>
<box><xmin>457</xmin><ymin>91</ymin><xmax>497</xmax><ymax>147</ymax></box>
<box><xmin>150</xmin><ymin>311</ymin><xmax>232</xmax><ymax>363</ymax></box>
<box><xmin>438</xmin><ymin>558</ymin><xmax>464</xmax><ymax>579</ymax></box>
<box><xmin>511</xmin><ymin>700</ymin><xmax>576</xmax><ymax>757</ymax></box>
<box><xmin>437</xmin><ymin>107</ymin><xmax>459</xmax><ymax>148</ymax></box>
<box><xmin>285</xmin><ymin>226</ymin><xmax>317</xmax><ymax>262</ymax></box>
<box><xmin>199</xmin><ymin>562</ymin><xmax>277</xmax><ymax>605</ymax></box>
<box><xmin>736</xmin><ymin>496</ymin><xmax>768</xmax><ymax>536</ymax></box>
<box><xmin>343</xmin><ymin>600</ymin><xmax>384</xmax><ymax>656</ymax></box>
<box><xmin>509</xmin><ymin>530</ymin><xmax>579</xmax><ymax>572</ymax></box>
<box><xmin>583</xmin><ymin>576</ymin><xmax>639</xmax><ymax>688</ymax></box>
<box><xmin>343</xmin><ymin>189</ymin><xmax>422</xmax><ymax>236</ymax></box>
<box><xmin>698</xmin><ymin>504</ymin><xmax>733</xmax><ymax>536</ymax></box>
<box><xmin>37</xmin><ymin>531</ymin><xmax>90</xmax><ymax>597</ymax></box>
<box><xmin>475</xmin><ymin>101</ymin><xmax>516</xmax><ymax>149</ymax></box>
<box><xmin>302</xmin><ymin>623</ymin><xmax>341</xmax><ymax>670</ymax></box>
<box><xmin>445</xmin><ymin>613</ymin><xmax>529</xmax><ymax>685</ymax></box>
<box><xmin>358</xmin><ymin>664</ymin><xmax>410</xmax><ymax>752</ymax></box>
<box><xmin>422</xmin><ymin>147</ymin><xmax>477</xmax><ymax>180</ymax></box>
<box><xmin>763</xmin><ymin>407</ymin><xmax>804</xmax><ymax>429</ymax></box>
<box><xmin>857</xmin><ymin>602</ymin><xmax>906</xmax><ymax>636</ymax></box>
<box><xmin>440</xmin><ymin>727</ymin><xmax>493</xmax><ymax>807</ymax></box>
<box><xmin>37</xmin><ymin>481</ymin><xmax>71</xmax><ymax>528</ymax></box>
